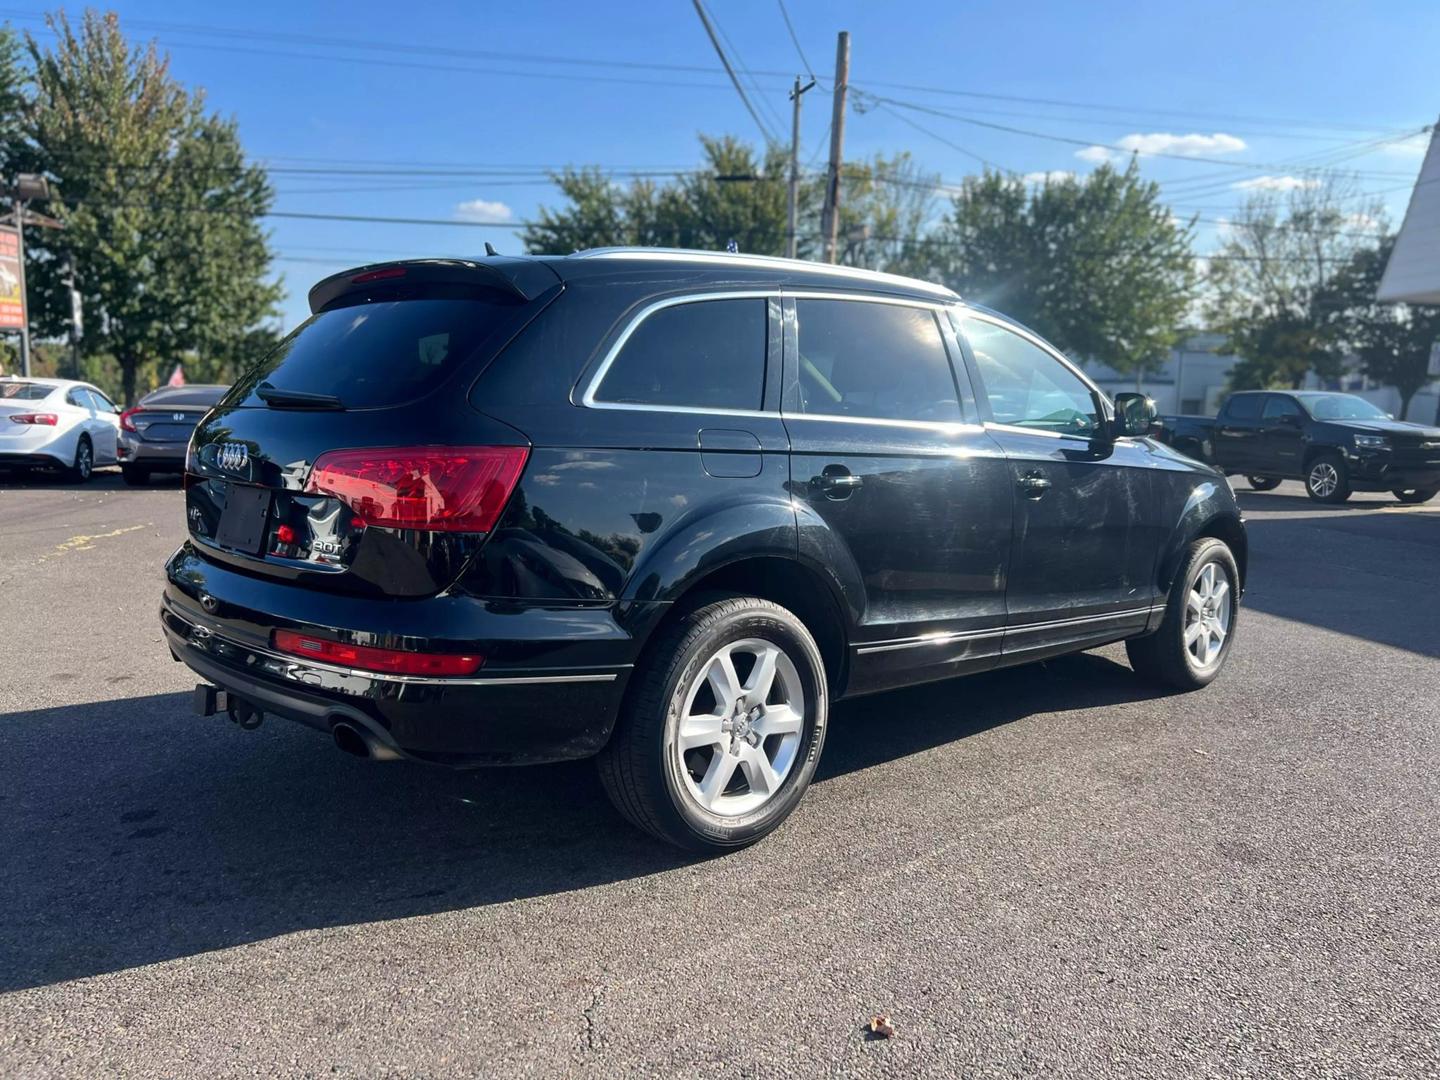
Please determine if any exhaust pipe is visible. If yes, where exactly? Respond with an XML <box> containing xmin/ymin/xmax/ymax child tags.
<box><xmin>330</xmin><ymin>718</ymin><xmax>404</xmax><ymax>762</ymax></box>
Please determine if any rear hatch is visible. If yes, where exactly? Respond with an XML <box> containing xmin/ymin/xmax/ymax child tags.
<box><xmin>185</xmin><ymin>259</ymin><xmax>560</xmax><ymax>598</ymax></box>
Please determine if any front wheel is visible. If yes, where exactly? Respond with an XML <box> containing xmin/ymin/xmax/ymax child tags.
<box><xmin>1246</xmin><ymin>475</ymin><xmax>1282</xmax><ymax>491</ymax></box>
<box><xmin>1127</xmin><ymin>537</ymin><xmax>1240</xmax><ymax>692</ymax></box>
<box><xmin>1392</xmin><ymin>488</ymin><xmax>1436</xmax><ymax>504</ymax></box>
<box><xmin>1305</xmin><ymin>453</ymin><xmax>1351</xmax><ymax>503</ymax></box>
<box><xmin>598</xmin><ymin>595</ymin><xmax>828</xmax><ymax>851</ymax></box>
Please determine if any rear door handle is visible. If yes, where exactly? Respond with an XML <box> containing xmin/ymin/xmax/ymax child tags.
<box><xmin>813</xmin><ymin>467</ymin><xmax>862</xmax><ymax>499</ymax></box>
<box><xmin>1017</xmin><ymin>473</ymin><xmax>1051</xmax><ymax>499</ymax></box>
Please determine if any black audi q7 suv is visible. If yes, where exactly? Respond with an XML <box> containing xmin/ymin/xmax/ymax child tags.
<box><xmin>164</xmin><ymin>249</ymin><xmax>1247</xmax><ymax>851</ymax></box>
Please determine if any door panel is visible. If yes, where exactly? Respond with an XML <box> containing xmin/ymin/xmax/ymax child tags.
<box><xmin>783</xmin><ymin>295</ymin><xmax>1013</xmax><ymax>696</ymax></box>
<box><xmin>956</xmin><ymin>312</ymin><xmax>1160</xmax><ymax>653</ymax></box>
<box><xmin>1213</xmin><ymin>396</ymin><xmax>1265</xmax><ymax>472</ymax></box>
<box><xmin>1258</xmin><ymin>394</ymin><xmax>1305</xmax><ymax>475</ymax></box>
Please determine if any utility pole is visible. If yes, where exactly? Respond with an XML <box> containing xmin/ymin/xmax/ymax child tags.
<box><xmin>786</xmin><ymin>76</ymin><xmax>815</xmax><ymax>259</ymax></box>
<box><xmin>14</xmin><ymin>193</ymin><xmax>29</xmax><ymax>377</ymax></box>
<box><xmin>820</xmin><ymin>31</ymin><xmax>850</xmax><ymax>265</ymax></box>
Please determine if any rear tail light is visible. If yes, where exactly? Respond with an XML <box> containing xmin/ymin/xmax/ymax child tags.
<box><xmin>119</xmin><ymin>407</ymin><xmax>141</xmax><ymax>432</ymax></box>
<box><xmin>304</xmin><ymin>445</ymin><xmax>528</xmax><ymax>533</ymax></box>
<box><xmin>8</xmin><ymin>413</ymin><xmax>58</xmax><ymax>425</ymax></box>
<box><xmin>272</xmin><ymin>629</ymin><xmax>483</xmax><ymax>677</ymax></box>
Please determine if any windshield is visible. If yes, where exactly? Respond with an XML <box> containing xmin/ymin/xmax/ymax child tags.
<box><xmin>1299</xmin><ymin>394</ymin><xmax>1390</xmax><ymax>421</ymax></box>
<box><xmin>228</xmin><ymin>296</ymin><xmax>522</xmax><ymax>409</ymax></box>
<box><xmin>0</xmin><ymin>381</ymin><xmax>56</xmax><ymax>401</ymax></box>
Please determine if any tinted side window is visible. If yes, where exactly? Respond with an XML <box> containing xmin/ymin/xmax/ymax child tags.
<box><xmin>961</xmin><ymin>317</ymin><xmax>1098</xmax><ymax>435</ymax></box>
<box><xmin>66</xmin><ymin>388</ymin><xmax>88</xmax><ymax>408</ymax></box>
<box><xmin>793</xmin><ymin>300</ymin><xmax>961</xmax><ymax>423</ymax></box>
<box><xmin>88</xmin><ymin>389</ymin><xmax>117</xmax><ymax>413</ymax></box>
<box><xmin>1262</xmin><ymin>395</ymin><xmax>1302</xmax><ymax>421</ymax></box>
<box><xmin>595</xmin><ymin>298</ymin><xmax>766</xmax><ymax>411</ymax></box>
<box><xmin>1225</xmin><ymin>395</ymin><xmax>1263</xmax><ymax>421</ymax></box>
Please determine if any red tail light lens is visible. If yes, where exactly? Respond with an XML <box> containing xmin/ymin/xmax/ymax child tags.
<box><xmin>273</xmin><ymin>630</ymin><xmax>484</xmax><ymax>677</ymax></box>
<box><xmin>8</xmin><ymin>413</ymin><xmax>58</xmax><ymax>425</ymax></box>
<box><xmin>119</xmin><ymin>407</ymin><xmax>141</xmax><ymax>432</ymax></box>
<box><xmin>304</xmin><ymin>445</ymin><xmax>528</xmax><ymax>533</ymax></box>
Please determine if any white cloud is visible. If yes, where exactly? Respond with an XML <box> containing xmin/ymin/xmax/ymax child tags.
<box><xmin>1232</xmin><ymin>175</ymin><xmax>1321</xmax><ymax>192</ymax></box>
<box><xmin>1381</xmin><ymin>131</ymin><xmax>1431</xmax><ymax>158</ymax></box>
<box><xmin>1075</xmin><ymin>145</ymin><xmax>1118</xmax><ymax>164</ymax></box>
<box><xmin>454</xmin><ymin>198</ymin><xmax>514</xmax><ymax>223</ymax></box>
<box><xmin>1022</xmin><ymin>170</ymin><xmax>1075</xmax><ymax>185</ymax></box>
<box><xmin>1342</xmin><ymin>211</ymin><xmax>1382</xmax><ymax>231</ymax></box>
<box><xmin>1076</xmin><ymin>132</ymin><xmax>1247</xmax><ymax>164</ymax></box>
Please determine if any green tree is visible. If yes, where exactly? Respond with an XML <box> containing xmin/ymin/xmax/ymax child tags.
<box><xmin>1316</xmin><ymin>235</ymin><xmax>1440</xmax><ymax>420</ymax></box>
<box><xmin>1207</xmin><ymin>181</ymin><xmax>1380</xmax><ymax>391</ymax></box>
<box><xmin>521</xmin><ymin>135</ymin><xmax>940</xmax><ymax>274</ymax></box>
<box><xmin>931</xmin><ymin>161</ymin><xmax>1196</xmax><ymax>383</ymax></box>
<box><xmin>21</xmin><ymin>11</ymin><xmax>280</xmax><ymax>403</ymax></box>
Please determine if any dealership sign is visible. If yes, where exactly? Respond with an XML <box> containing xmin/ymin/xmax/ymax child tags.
<box><xmin>0</xmin><ymin>227</ymin><xmax>22</xmax><ymax>331</ymax></box>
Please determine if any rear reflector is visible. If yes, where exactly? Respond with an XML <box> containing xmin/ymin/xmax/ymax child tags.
<box><xmin>8</xmin><ymin>413</ymin><xmax>58</xmax><ymax>425</ymax></box>
<box><xmin>304</xmin><ymin>445</ymin><xmax>528</xmax><ymax>533</ymax></box>
<box><xmin>272</xmin><ymin>629</ymin><xmax>484</xmax><ymax>677</ymax></box>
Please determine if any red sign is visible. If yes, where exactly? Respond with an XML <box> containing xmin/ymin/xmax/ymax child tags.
<box><xmin>0</xmin><ymin>228</ymin><xmax>22</xmax><ymax>331</ymax></box>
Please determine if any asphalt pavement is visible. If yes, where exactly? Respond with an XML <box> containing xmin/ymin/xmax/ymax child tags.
<box><xmin>1</xmin><ymin>468</ymin><xmax>1437</xmax><ymax>1078</ymax></box>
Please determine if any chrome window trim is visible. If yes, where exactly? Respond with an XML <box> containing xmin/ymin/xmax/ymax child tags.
<box><xmin>579</xmin><ymin>290</ymin><xmax>777</xmax><ymax>413</ymax></box>
<box><xmin>787</xmin><ymin>412</ymin><xmax>986</xmax><ymax>435</ymax></box>
<box><xmin>854</xmin><ymin>604</ymin><xmax>1161</xmax><ymax>655</ymax></box>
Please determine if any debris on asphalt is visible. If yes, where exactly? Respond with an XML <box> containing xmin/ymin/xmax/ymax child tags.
<box><xmin>868</xmin><ymin>1014</ymin><xmax>896</xmax><ymax>1039</ymax></box>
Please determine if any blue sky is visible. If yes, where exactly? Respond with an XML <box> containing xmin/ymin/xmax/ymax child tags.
<box><xmin>9</xmin><ymin>1</ymin><xmax>1435</xmax><ymax>328</ymax></box>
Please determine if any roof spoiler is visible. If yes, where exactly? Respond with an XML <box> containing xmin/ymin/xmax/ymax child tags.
<box><xmin>307</xmin><ymin>257</ymin><xmax>561</xmax><ymax>314</ymax></box>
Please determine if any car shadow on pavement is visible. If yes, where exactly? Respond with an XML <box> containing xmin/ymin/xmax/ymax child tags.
<box><xmin>0</xmin><ymin>468</ymin><xmax>183</xmax><ymax>490</ymax></box>
<box><xmin>1</xmin><ymin>654</ymin><xmax>1153</xmax><ymax>992</ymax></box>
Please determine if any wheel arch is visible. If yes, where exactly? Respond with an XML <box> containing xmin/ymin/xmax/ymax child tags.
<box><xmin>1156</xmin><ymin>481</ymin><xmax>1248</xmax><ymax>597</ymax></box>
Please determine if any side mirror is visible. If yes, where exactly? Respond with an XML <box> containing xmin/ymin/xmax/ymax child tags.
<box><xmin>1111</xmin><ymin>392</ymin><xmax>1158</xmax><ymax>438</ymax></box>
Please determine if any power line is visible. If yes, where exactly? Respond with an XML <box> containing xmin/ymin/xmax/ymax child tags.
<box><xmin>776</xmin><ymin>0</ymin><xmax>816</xmax><ymax>81</ymax></box>
<box><xmin>690</xmin><ymin>0</ymin><xmax>779</xmax><ymax>145</ymax></box>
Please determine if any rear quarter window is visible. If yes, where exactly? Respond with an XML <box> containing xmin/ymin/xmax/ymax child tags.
<box><xmin>229</xmin><ymin>296</ymin><xmax>524</xmax><ymax>409</ymax></box>
<box><xmin>592</xmin><ymin>297</ymin><xmax>767</xmax><ymax>412</ymax></box>
<box><xmin>1224</xmin><ymin>395</ymin><xmax>1263</xmax><ymax>421</ymax></box>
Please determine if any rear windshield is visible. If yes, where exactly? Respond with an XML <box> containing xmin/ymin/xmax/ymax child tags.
<box><xmin>0</xmin><ymin>381</ymin><xmax>56</xmax><ymax>401</ymax></box>
<box><xmin>228</xmin><ymin>296</ymin><xmax>522</xmax><ymax>409</ymax></box>
<box><xmin>142</xmin><ymin>386</ymin><xmax>229</xmax><ymax>407</ymax></box>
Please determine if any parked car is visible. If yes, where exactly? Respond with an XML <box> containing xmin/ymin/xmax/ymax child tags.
<box><xmin>118</xmin><ymin>383</ymin><xmax>230</xmax><ymax>485</ymax></box>
<box><xmin>163</xmin><ymin>250</ymin><xmax>1248</xmax><ymax>851</ymax></box>
<box><xmin>1158</xmin><ymin>390</ymin><xmax>1440</xmax><ymax>503</ymax></box>
<box><xmin>0</xmin><ymin>376</ymin><xmax>120</xmax><ymax>482</ymax></box>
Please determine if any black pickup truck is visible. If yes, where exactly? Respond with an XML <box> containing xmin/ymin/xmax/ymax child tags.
<box><xmin>1159</xmin><ymin>390</ymin><xmax>1440</xmax><ymax>504</ymax></box>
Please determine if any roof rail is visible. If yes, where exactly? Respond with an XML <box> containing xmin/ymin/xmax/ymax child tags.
<box><xmin>569</xmin><ymin>247</ymin><xmax>957</xmax><ymax>299</ymax></box>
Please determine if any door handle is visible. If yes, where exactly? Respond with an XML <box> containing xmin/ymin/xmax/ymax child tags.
<box><xmin>813</xmin><ymin>467</ymin><xmax>862</xmax><ymax>500</ymax></box>
<box><xmin>1017</xmin><ymin>473</ymin><xmax>1051</xmax><ymax>499</ymax></box>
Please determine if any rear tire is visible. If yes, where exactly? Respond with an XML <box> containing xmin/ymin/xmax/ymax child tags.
<box><xmin>1127</xmin><ymin>537</ymin><xmax>1239</xmax><ymax>692</ymax></box>
<box><xmin>121</xmin><ymin>465</ymin><xmax>149</xmax><ymax>487</ymax></box>
<box><xmin>1392</xmin><ymin>488</ymin><xmax>1436</xmax><ymax>504</ymax></box>
<box><xmin>66</xmin><ymin>436</ymin><xmax>93</xmax><ymax>484</ymax></box>
<box><xmin>597</xmin><ymin>595</ymin><xmax>828</xmax><ymax>852</ymax></box>
<box><xmin>1304</xmin><ymin>452</ymin><xmax>1351</xmax><ymax>503</ymax></box>
<box><xmin>1246</xmin><ymin>475</ymin><xmax>1281</xmax><ymax>491</ymax></box>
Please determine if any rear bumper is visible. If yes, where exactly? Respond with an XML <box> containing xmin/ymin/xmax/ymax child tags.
<box><xmin>163</xmin><ymin>542</ymin><xmax>649</xmax><ymax>765</ymax></box>
<box><xmin>117</xmin><ymin>433</ymin><xmax>186</xmax><ymax>466</ymax></box>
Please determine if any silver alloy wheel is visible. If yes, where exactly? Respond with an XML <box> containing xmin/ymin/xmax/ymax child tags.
<box><xmin>1185</xmin><ymin>561</ymin><xmax>1232</xmax><ymax>669</ymax></box>
<box><xmin>1308</xmin><ymin>461</ymin><xmax>1338</xmax><ymax>498</ymax></box>
<box><xmin>673</xmin><ymin>637</ymin><xmax>805</xmax><ymax>817</ymax></box>
<box><xmin>76</xmin><ymin>441</ymin><xmax>92</xmax><ymax>479</ymax></box>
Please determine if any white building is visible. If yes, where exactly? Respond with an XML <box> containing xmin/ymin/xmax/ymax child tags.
<box><xmin>1083</xmin><ymin>333</ymin><xmax>1239</xmax><ymax>416</ymax></box>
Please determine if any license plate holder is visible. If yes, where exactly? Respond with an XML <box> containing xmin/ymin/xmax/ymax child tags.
<box><xmin>214</xmin><ymin>483</ymin><xmax>270</xmax><ymax>555</ymax></box>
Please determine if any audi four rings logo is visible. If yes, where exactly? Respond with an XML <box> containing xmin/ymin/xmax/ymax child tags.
<box><xmin>217</xmin><ymin>442</ymin><xmax>250</xmax><ymax>471</ymax></box>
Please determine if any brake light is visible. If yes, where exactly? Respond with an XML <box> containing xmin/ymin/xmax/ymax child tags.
<box><xmin>8</xmin><ymin>413</ymin><xmax>57</xmax><ymax>425</ymax></box>
<box><xmin>272</xmin><ymin>629</ymin><xmax>483</xmax><ymax>677</ymax></box>
<box><xmin>305</xmin><ymin>445</ymin><xmax>528</xmax><ymax>533</ymax></box>
<box><xmin>350</xmin><ymin>265</ymin><xmax>407</xmax><ymax>284</ymax></box>
<box><xmin>119</xmin><ymin>407</ymin><xmax>141</xmax><ymax>432</ymax></box>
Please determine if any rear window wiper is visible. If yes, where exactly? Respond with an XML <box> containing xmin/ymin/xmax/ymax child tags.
<box><xmin>256</xmin><ymin>385</ymin><xmax>345</xmax><ymax>410</ymax></box>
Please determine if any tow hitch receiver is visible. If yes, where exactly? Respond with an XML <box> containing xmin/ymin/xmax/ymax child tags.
<box><xmin>194</xmin><ymin>683</ymin><xmax>230</xmax><ymax>717</ymax></box>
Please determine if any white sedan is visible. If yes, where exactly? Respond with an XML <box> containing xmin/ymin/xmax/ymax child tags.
<box><xmin>0</xmin><ymin>377</ymin><xmax>121</xmax><ymax>482</ymax></box>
